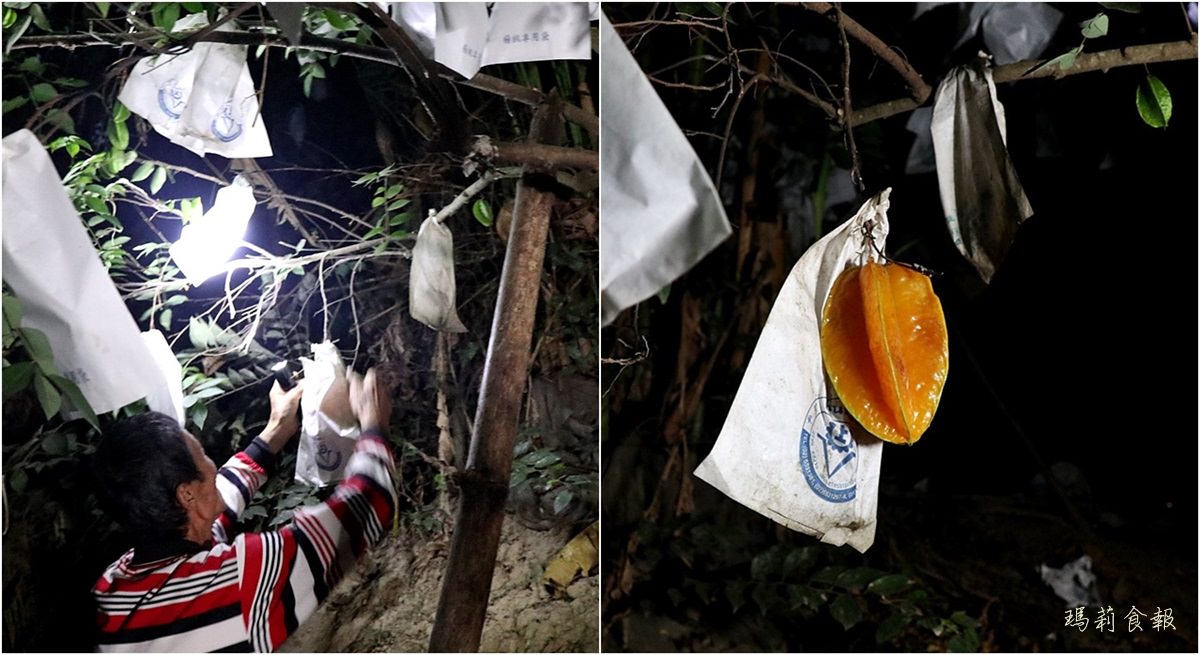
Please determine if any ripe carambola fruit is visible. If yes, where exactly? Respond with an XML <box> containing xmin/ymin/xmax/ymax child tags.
<box><xmin>820</xmin><ymin>261</ymin><xmax>948</xmax><ymax>445</ymax></box>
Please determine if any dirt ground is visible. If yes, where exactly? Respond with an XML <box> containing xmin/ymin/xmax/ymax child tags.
<box><xmin>280</xmin><ymin>516</ymin><xmax>599</xmax><ymax>652</ymax></box>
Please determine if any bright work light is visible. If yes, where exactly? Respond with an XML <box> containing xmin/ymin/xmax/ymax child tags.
<box><xmin>169</xmin><ymin>175</ymin><xmax>256</xmax><ymax>284</ymax></box>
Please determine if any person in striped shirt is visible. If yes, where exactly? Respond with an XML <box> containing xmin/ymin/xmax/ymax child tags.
<box><xmin>92</xmin><ymin>368</ymin><xmax>397</xmax><ymax>652</ymax></box>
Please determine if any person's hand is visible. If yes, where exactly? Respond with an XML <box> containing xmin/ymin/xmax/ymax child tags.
<box><xmin>261</xmin><ymin>380</ymin><xmax>304</xmax><ymax>454</ymax></box>
<box><xmin>348</xmin><ymin>368</ymin><xmax>391</xmax><ymax>434</ymax></box>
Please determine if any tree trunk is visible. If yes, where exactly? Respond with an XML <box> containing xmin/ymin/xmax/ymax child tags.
<box><xmin>427</xmin><ymin>98</ymin><xmax>562</xmax><ymax>652</ymax></box>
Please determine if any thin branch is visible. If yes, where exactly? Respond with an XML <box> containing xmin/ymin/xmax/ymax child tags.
<box><xmin>849</xmin><ymin>36</ymin><xmax>1199</xmax><ymax>126</ymax></box>
<box><xmin>798</xmin><ymin>2</ymin><xmax>932</xmax><ymax>104</ymax></box>
<box><xmin>10</xmin><ymin>29</ymin><xmax>597</xmax><ymax>133</ymax></box>
<box><xmin>834</xmin><ymin>3</ymin><xmax>863</xmax><ymax>191</ymax></box>
<box><xmin>429</xmin><ymin>168</ymin><xmax>519</xmax><ymax>225</ymax></box>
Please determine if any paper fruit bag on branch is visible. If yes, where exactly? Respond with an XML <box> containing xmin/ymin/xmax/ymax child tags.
<box><xmin>695</xmin><ymin>190</ymin><xmax>896</xmax><ymax>553</ymax></box>
<box><xmin>117</xmin><ymin>12</ymin><xmax>272</xmax><ymax>159</ymax></box>
<box><xmin>931</xmin><ymin>56</ymin><xmax>1033</xmax><ymax>283</ymax></box>
<box><xmin>410</xmin><ymin>217</ymin><xmax>467</xmax><ymax>333</ymax></box>
<box><xmin>296</xmin><ymin>342</ymin><xmax>360</xmax><ymax>486</ymax></box>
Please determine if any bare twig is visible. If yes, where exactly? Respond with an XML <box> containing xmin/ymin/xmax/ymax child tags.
<box><xmin>428</xmin><ymin>167</ymin><xmax>519</xmax><ymax>225</ymax></box>
<box><xmin>834</xmin><ymin>4</ymin><xmax>864</xmax><ymax>191</ymax></box>
<box><xmin>798</xmin><ymin>1</ymin><xmax>932</xmax><ymax>103</ymax></box>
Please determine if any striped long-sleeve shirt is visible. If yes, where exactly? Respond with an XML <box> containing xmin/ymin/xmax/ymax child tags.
<box><xmin>93</xmin><ymin>431</ymin><xmax>396</xmax><ymax>652</ymax></box>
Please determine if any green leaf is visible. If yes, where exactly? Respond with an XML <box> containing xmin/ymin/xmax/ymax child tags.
<box><xmin>3</xmin><ymin>96</ymin><xmax>28</xmax><ymax>114</ymax></box>
<box><xmin>387</xmin><ymin>211</ymin><xmax>410</xmax><ymax>226</ymax></box>
<box><xmin>948</xmin><ymin>627</ymin><xmax>980</xmax><ymax>652</ymax></box>
<box><xmin>1099</xmin><ymin>2</ymin><xmax>1140</xmax><ymax>13</ymax></box>
<box><xmin>32</xmin><ymin>370</ymin><xmax>62</xmax><ymax>420</ymax></box>
<box><xmin>189</xmin><ymin>317</ymin><xmax>212</xmax><ymax>349</ymax></box>
<box><xmin>150</xmin><ymin>166</ymin><xmax>167</xmax><ymax>193</ymax></box>
<box><xmin>191</xmin><ymin>402</ymin><xmax>208</xmax><ymax>430</ymax></box>
<box><xmin>94</xmin><ymin>2</ymin><xmax>110</xmax><ymax>18</ymax></box>
<box><xmin>54</xmin><ymin>77</ymin><xmax>89</xmax><ymax>89</ymax></box>
<box><xmin>384</xmin><ymin>184</ymin><xmax>402</xmax><ymax>199</ymax></box>
<box><xmin>551</xmin><ymin>487</ymin><xmax>573</xmax><ymax>514</ymax></box>
<box><xmin>157</xmin><ymin>2</ymin><xmax>180</xmax><ymax>31</ymax></box>
<box><xmin>950</xmin><ymin>610</ymin><xmax>980</xmax><ymax>630</ymax></box>
<box><xmin>3</xmin><ymin>7</ymin><xmax>15</xmax><ymax>28</ymax></box>
<box><xmin>44</xmin><ymin>108</ymin><xmax>75</xmax><ymax>134</ymax></box>
<box><xmin>28</xmin><ymin>3</ymin><xmax>50</xmax><ymax>31</ymax></box>
<box><xmin>306</xmin><ymin>62</ymin><xmax>326</xmax><ymax>79</ymax></box>
<box><xmin>48</xmin><ymin>373</ymin><xmax>98</xmax><ymax>429</ymax></box>
<box><xmin>3</xmin><ymin>362</ymin><xmax>35</xmax><ymax>399</ymax></box>
<box><xmin>159</xmin><ymin>308</ymin><xmax>173</xmax><ymax>330</ymax></box>
<box><xmin>472</xmin><ymin>198</ymin><xmax>493</xmax><ymax>227</ymax></box>
<box><xmin>833</xmin><ymin>566</ymin><xmax>886</xmax><ymax>592</ymax></box>
<box><xmin>113</xmin><ymin>100</ymin><xmax>130</xmax><ymax>122</ymax></box>
<box><xmin>17</xmin><ymin>55</ymin><xmax>44</xmax><ymax>74</ymax></box>
<box><xmin>829</xmin><ymin>594</ymin><xmax>862</xmax><ymax>631</ymax></box>
<box><xmin>657</xmin><ymin>284</ymin><xmax>671</xmax><ymax>304</ymax></box>
<box><xmin>129</xmin><ymin>161</ymin><xmax>155</xmax><ymax>182</ymax></box>
<box><xmin>85</xmin><ymin>195</ymin><xmax>108</xmax><ymax>216</ymax></box>
<box><xmin>19</xmin><ymin>326</ymin><xmax>55</xmax><ymax>369</ymax></box>
<box><xmin>181</xmin><ymin>2</ymin><xmax>204</xmax><ymax>12</ymax></box>
<box><xmin>30</xmin><ymin>82</ymin><xmax>57</xmax><ymax>103</ymax></box>
<box><xmin>1080</xmin><ymin>13</ymin><xmax>1109</xmax><ymax>39</ymax></box>
<box><xmin>386</xmin><ymin>197</ymin><xmax>409</xmax><ymax>212</ymax></box>
<box><xmin>1136</xmin><ymin>74</ymin><xmax>1172</xmax><ymax>128</ymax></box>
<box><xmin>8</xmin><ymin>468</ymin><xmax>28</xmax><ymax>493</ymax></box>
<box><xmin>876</xmin><ymin>613</ymin><xmax>910</xmax><ymax>644</ymax></box>
<box><xmin>1024</xmin><ymin>46</ymin><xmax>1082</xmax><ymax>76</ymax></box>
<box><xmin>4</xmin><ymin>293</ymin><xmax>23</xmax><ymax>329</ymax></box>
<box><xmin>303</xmin><ymin>74</ymin><xmax>313</xmax><ymax>98</ymax></box>
<box><xmin>811</xmin><ymin>565</ymin><xmax>845</xmax><ymax>586</ymax></box>
<box><xmin>866</xmin><ymin>573</ymin><xmax>911</xmax><ymax>596</ymax></box>
<box><xmin>371</xmin><ymin>195</ymin><xmax>385</xmax><ymax>208</ymax></box>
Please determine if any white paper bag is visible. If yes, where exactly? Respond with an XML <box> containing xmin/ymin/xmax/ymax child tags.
<box><xmin>117</xmin><ymin>12</ymin><xmax>272</xmax><ymax>159</ymax></box>
<box><xmin>410</xmin><ymin>217</ymin><xmax>467</xmax><ymax>333</ymax></box>
<box><xmin>931</xmin><ymin>56</ymin><xmax>1033</xmax><ymax>283</ymax></box>
<box><xmin>695</xmin><ymin>190</ymin><xmax>895</xmax><ymax>553</ymax></box>
<box><xmin>296</xmin><ymin>342</ymin><xmax>360</xmax><ymax>486</ymax></box>
<box><xmin>434</xmin><ymin>3</ymin><xmax>489</xmax><ymax>79</ymax></box>
<box><xmin>141</xmin><ymin>330</ymin><xmax>184</xmax><ymax>424</ymax></box>
<box><xmin>481</xmin><ymin>3</ymin><xmax>591</xmax><ymax>68</ymax></box>
<box><xmin>433</xmin><ymin>2</ymin><xmax>592</xmax><ymax>79</ymax></box>
<box><xmin>598</xmin><ymin>13</ymin><xmax>731</xmax><ymax>326</ymax></box>
<box><xmin>1</xmin><ymin>129</ymin><xmax>163</xmax><ymax>415</ymax></box>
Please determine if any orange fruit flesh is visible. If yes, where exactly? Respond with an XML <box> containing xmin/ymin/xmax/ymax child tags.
<box><xmin>820</xmin><ymin>262</ymin><xmax>948</xmax><ymax>444</ymax></box>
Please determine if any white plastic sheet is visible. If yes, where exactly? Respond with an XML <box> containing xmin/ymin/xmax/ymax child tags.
<box><xmin>695</xmin><ymin>190</ymin><xmax>895</xmax><ymax>553</ymax></box>
<box><xmin>410</xmin><ymin>217</ymin><xmax>467</xmax><ymax>333</ymax></box>
<box><xmin>117</xmin><ymin>12</ymin><xmax>272</xmax><ymax>159</ymax></box>
<box><xmin>599</xmin><ymin>12</ymin><xmax>731</xmax><ymax>326</ymax></box>
<box><xmin>1</xmin><ymin>129</ymin><xmax>163</xmax><ymax>415</ymax></box>
<box><xmin>296</xmin><ymin>342</ymin><xmax>360</xmax><ymax>486</ymax></box>
<box><xmin>931</xmin><ymin>57</ymin><xmax>1033</xmax><ymax>283</ymax></box>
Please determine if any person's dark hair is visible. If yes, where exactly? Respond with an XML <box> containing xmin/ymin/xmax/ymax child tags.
<box><xmin>93</xmin><ymin>412</ymin><xmax>199</xmax><ymax>541</ymax></box>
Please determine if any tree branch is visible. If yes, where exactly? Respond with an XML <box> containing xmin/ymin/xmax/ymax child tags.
<box><xmin>848</xmin><ymin>36</ymin><xmax>1199</xmax><ymax>126</ymax></box>
<box><xmin>798</xmin><ymin>2</ymin><xmax>932</xmax><ymax>104</ymax></box>
<box><xmin>9</xmin><ymin>30</ymin><xmax>598</xmax><ymax>133</ymax></box>
<box><xmin>470</xmin><ymin>138</ymin><xmax>598</xmax><ymax>172</ymax></box>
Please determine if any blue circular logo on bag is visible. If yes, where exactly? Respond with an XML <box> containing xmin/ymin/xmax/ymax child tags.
<box><xmin>157</xmin><ymin>79</ymin><xmax>186</xmax><ymax>119</ymax></box>
<box><xmin>210</xmin><ymin>100</ymin><xmax>243</xmax><ymax>142</ymax></box>
<box><xmin>799</xmin><ymin>397</ymin><xmax>857</xmax><ymax>503</ymax></box>
<box><xmin>316</xmin><ymin>440</ymin><xmax>343</xmax><ymax>471</ymax></box>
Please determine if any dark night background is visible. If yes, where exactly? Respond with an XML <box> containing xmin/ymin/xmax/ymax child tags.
<box><xmin>601</xmin><ymin>3</ymin><xmax>1197</xmax><ymax>652</ymax></box>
